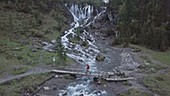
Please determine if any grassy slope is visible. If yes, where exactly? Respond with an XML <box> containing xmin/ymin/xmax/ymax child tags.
<box><xmin>131</xmin><ymin>45</ymin><xmax>170</xmax><ymax>65</ymax></box>
<box><xmin>130</xmin><ymin>45</ymin><xmax>170</xmax><ymax>96</ymax></box>
<box><xmin>0</xmin><ymin>1</ymin><xmax>74</xmax><ymax>95</ymax></box>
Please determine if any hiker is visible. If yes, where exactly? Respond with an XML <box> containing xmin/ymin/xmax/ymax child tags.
<box><xmin>85</xmin><ymin>64</ymin><xmax>90</xmax><ymax>75</ymax></box>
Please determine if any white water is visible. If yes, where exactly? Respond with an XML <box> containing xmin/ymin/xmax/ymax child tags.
<box><xmin>61</xmin><ymin>4</ymin><xmax>106</xmax><ymax>71</ymax></box>
<box><xmin>60</xmin><ymin>2</ymin><xmax>108</xmax><ymax>96</ymax></box>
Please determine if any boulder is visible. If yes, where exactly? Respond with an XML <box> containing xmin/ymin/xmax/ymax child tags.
<box><xmin>51</xmin><ymin>39</ymin><xmax>57</xmax><ymax>44</ymax></box>
<box><xmin>96</xmin><ymin>53</ymin><xmax>105</xmax><ymax>61</ymax></box>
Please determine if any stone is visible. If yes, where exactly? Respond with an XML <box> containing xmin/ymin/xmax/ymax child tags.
<box><xmin>96</xmin><ymin>53</ymin><xmax>105</xmax><ymax>61</ymax></box>
<box><xmin>43</xmin><ymin>86</ymin><xmax>50</xmax><ymax>91</ymax></box>
<box><xmin>42</xmin><ymin>42</ymin><xmax>48</xmax><ymax>46</ymax></box>
<box><xmin>51</xmin><ymin>39</ymin><xmax>57</xmax><ymax>44</ymax></box>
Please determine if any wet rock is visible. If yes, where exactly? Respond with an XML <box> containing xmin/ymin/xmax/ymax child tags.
<box><xmin>42</xmin><ymin>42</ymin><xmax>48</xmax><ymax>46</ymax></box>
<box><xmin>43</xmin><ymin>86</ymin><xmax>50</xmax><ymax>91</ymax></box>
<box><xmin>96</xmin><ymin>53</ymin><xmax>105</xmax><ymax>61</ymax></box>
<box><xmin>51</xmin><ymin>39</ymin><xmax>57</xmax><ymax>44</ymax></box>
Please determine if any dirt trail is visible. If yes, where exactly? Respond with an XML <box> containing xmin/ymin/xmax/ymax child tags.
<box><xmin>0</xmin><ymin>67</ymin><xmax>53</xmax><ymax>84</ymax></box>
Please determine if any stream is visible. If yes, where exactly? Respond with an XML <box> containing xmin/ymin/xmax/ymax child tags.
<box><xmin>60</xmin><ymin>2</ymin><xmax>109</xmax><ymax>96</ymax></box>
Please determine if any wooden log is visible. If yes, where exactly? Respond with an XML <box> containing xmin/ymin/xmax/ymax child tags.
<box><xmin>51</xmin><ymin>70</ymin><xmax>115</xmax><ymax>77</ymax></box>
<box><xmin>51</xmin><ymin>70</ymin><xmax>135</xmax><ymax>82</ymax></box>
<box><xmin>104</xmin><ymin>77</ymin><xmax>135</xmax><ymax>82</ymax></box>
<box><xmin>51</xmin><ymin>70</ymin><xmax>98</xmax><ymax>76</ymax></box>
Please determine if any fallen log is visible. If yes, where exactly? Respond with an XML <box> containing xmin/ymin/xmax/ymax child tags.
<box><xmin>51</xmin><ymin>70</ymin><xmax>135</xmax><ymax>82</ymax></box>
<box><xmin>103</xmin><ymin>77</ymin><xmax>135</xmax><ymax>82</ymax></box>
<box><xmin>51</xmin><ymin>70</ymin><xmax>115</xmax><ymax>77</ymax></box>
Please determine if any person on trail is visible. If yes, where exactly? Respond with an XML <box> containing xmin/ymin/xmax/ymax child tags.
<box><xmin>85</xmin><ymin>64</ymin><xmax>90</xmax><ymax>75</ymax></box>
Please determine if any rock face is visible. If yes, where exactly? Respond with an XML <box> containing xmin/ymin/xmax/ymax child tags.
<box><xmin>96</xmin><ymin>53</ymin><xmax>105</xmax><ymax>61</ymax></box>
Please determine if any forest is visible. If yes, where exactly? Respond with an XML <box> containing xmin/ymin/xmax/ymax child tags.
<box><xmin>108</xmin><ymin>0</ymin><xmax>170</xmax><ymax>51</ymax></box>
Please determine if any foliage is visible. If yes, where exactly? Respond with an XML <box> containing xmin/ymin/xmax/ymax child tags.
<box><xmin>109</xmin><ymin>0</ymin><xmax>170</xmax><ymax>51</ymax></box>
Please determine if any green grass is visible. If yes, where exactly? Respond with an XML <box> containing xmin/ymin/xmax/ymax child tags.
<box><xmin>11</xmin><ymin>67</ymin><xmax>29</xmax><ymax>75</ymax></box>
<box><xmin>119</xmin><ymin>88</ymin><xmax>150</xmax><ymax>96</ymax></box>
<box><xmin>143</xmin><ymin>69</ymin><xmax>170</xmax><ymax>96</ymax></box>
<box><xmin>0</xmin><ymin>1</ymin><xmax>74</xmax><ymax>96</ymax></box>
<box><xmin>0</xmin><ymin>73</ymin><xmax>53</xmax><ymax>96</ymax></box>
<box><xmin>130</xmin><ymin>44</ymin><xmax>170</xmax><ymax>65</ymax></box>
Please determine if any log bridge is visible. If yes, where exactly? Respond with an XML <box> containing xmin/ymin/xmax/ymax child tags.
<box><xmin>51</xmin><ymin>69</ymin><xmax>135</xmax><ymax>82</ymax></box>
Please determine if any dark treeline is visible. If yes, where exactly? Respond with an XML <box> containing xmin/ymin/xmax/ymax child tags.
<box><xmin>109</xmin><ymin>0</ymin><xmax>170</xmax><ymax>51</ymax></box>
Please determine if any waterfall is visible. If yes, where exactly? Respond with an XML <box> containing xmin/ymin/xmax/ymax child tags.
<box><xmin>60</xmin><ymin>2</ymin><xmax>108</xmax><ymax>96</ymax></box>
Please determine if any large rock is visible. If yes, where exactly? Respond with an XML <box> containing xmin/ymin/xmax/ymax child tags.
<box><xmin>51</xmin><ymin>39</ymin><xmax>57</xmax><ymax>44</ymax></box>
<box><xmin>96</xmin><ymin>53</ymin><xmax>105</xmax><ymax>61</ymax></box>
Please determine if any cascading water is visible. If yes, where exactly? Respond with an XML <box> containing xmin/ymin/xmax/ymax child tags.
<box><xmin>60</xmin><ymin>2</ymin><xmax>108</xmax><ymax>96</ymax></box>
